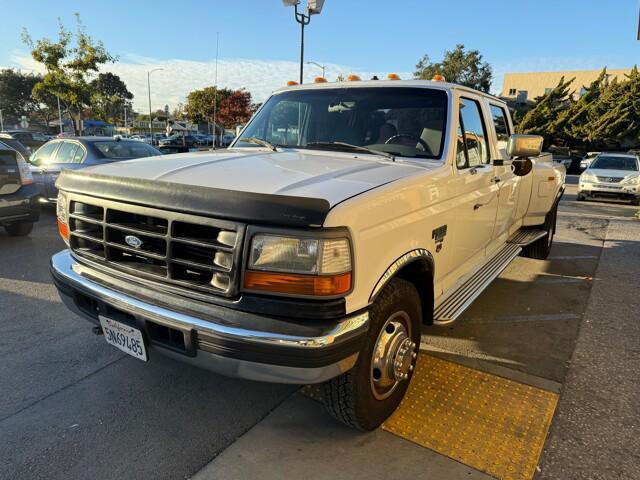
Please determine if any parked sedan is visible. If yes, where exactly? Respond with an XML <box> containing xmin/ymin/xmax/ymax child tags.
<box><xmin>158</xmin><ymin>134</ymin><xmax>198</xmax><ymax>148</ymax></box>
<box><xmin>29</xmin><ymin>137</ymin><xmax>162</xmax><ymax>202</ymax></box>
<box><xmin>578</xmin><ymin>153</ymin><xmax>640</xmax><ymax>205</ymax></box>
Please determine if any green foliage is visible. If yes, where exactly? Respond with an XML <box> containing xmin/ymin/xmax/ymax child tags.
<box><xmin>184</xmin><ymin>87</ymin><xmax>254</xmax><ymax>129</ymax></box>
<box><xmin>515</xmin><ymin>67</ymin><xmax>640</xmax><ymax>149</ymax></box>
<box><xmin>0</xmin><ymin>69</ymin><xmax>41</xmax><ymax>120</ymax></box>
<box><xmin>414</xmin><ymin>44</ymin><xmax>492</xmax><ymax>92</ymax></box>
<box><xmin>516</xmin><ymin>76</ymin><xmax>574</xmax><ymax>143</ymax></box>
<box><xmin>89</xmin><ymin>72</ymin><xmax>133</xmax><ymax>123</ymax></box>
<box><xmin>22</xmin><ymin>14</ymin><xmax>117</xmax><ymax>134</ymax></box>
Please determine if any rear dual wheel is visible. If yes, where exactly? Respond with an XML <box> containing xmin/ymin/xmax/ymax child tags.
<box><xmin>322</xmin><ymin>278</ymin><xmax>421</xmax><ymax>431</ymax></box>
<box><xmin>522</xmin><ymin>203</ymin><xmax>557</xmax><ymax>260</ymax></box>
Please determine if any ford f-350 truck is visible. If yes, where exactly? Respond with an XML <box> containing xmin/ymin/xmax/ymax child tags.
<box><xmin>51</xmin><ymin>79</ymin><xmax>564</xmax><ymax>430</ymax></box>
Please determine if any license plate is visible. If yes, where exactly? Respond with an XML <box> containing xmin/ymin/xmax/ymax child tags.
<box><xmin>99</xmin><ymin>316</ymin><xmax>148</xmax><ymax>361</ymax></box>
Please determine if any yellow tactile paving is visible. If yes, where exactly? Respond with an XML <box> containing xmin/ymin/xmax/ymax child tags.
<box><xmin>382</xmin><ymin>355</ymin><xmax>558</xmax><ymax>480</ymax></box>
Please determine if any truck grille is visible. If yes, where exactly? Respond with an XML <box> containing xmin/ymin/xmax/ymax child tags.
<box><xmin>67</xmin><ymin>196</ymin><xmax>245</xmax><ymax>297</ymax></box>
<box><xmin>596</xmin><ymin>176</ymin><xmax>623</xmax><ymax>183</ymax></box>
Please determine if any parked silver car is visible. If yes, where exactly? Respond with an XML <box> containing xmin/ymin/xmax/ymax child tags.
<box><xmin>30</xmin><ymin>137</ymin><xmax>162</xmax><ymax>202</ymax></box>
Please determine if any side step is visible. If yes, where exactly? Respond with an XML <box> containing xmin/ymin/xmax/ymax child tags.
<box><xmin>507</xmin><ymin>228</ymin><xmax>547</xmax><ymax>246</ymax></box>
<box><xmin>433</xmin><ymin>243</ymin><xmax>522</xmax><ymax>325</ymax></box>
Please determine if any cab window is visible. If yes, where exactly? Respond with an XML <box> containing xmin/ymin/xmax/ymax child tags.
<box><xmin>490</xmin><ymin>105</ymin><xmax>511</xmax><ymax>156</ymax></box>
<box><xmin>30</xmin><ymin>142</ymin><xmax>60</xmax><ymax>166</ymax></box>
<box><xmin>456</xmin><ymin>98</ymin><xmax>489</xmax><ymax>168</ymax></box>
<box><xmin>53</xmin><ymin>141</ymin><xmax>80</xmax><ymax>164</ymax></box>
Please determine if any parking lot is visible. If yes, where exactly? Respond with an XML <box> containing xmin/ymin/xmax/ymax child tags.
<box><xmin>1</xmin><ymin>175</ymin><xmax>638</xmax><ymax>480</ymax></box>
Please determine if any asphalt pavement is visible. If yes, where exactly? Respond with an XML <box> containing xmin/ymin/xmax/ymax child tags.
<box><xmin>1</xmin><ymin>175</ymin><xmax>638</xmax><ymax>480</ymax></box>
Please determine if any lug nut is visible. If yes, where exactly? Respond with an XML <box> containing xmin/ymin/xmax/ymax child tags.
<box><xmin>412</xmin><ymin>352</ymin><xmax>417</xmax><ymax>359</ymax></box>
<box><xmin>409</xmin><ymin>365</ymin><xmax>414</xmax><ymax>371</ymax></box>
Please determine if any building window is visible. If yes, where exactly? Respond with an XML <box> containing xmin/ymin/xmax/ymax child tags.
<box><xmin>508</xmin><ymin>88</ymin><xmax>516</xmax><ymax>96</ymax></box>
<box><xmin>516</xmin><ymin>90</ymin><xmax>528</xmax><ymax>104</ymax></box>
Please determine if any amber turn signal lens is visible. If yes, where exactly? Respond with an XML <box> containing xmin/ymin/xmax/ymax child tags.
<box><xmin>244</xmin><ymin>271</ymin><xmax>351</xmax><ymax>296</ymax></box>
<box><xmin>57</xmin><ymin>219</ymin><xmax>69</xmax><ymax>241</ymax></box>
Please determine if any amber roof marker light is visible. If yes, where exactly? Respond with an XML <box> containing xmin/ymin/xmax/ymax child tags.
<box><xmin>387</xmin><ymin>73</ymin><xmax>401</xmax><ymax>80</ymax></box>
<box><xmin>282</xmin><ymin>0</ymin><xmax>325</xmax><ymax>84</ymax></box>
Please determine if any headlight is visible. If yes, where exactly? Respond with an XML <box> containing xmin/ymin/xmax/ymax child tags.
<box><xmin>56</xmin><ymin>191</ymin><xmax>69</xmax><ymax>244</ymax></box>
<box><xmin>622</xmin><ymin>174</ymin><xmax>640</xmax><ymax>185</ymax></box>
<box><xmin>244</xmin><ymin>234</ymin><xmax>352</xmax><ymax>296</ymax></box>
<box><xmin>581</xmin><ymin>173</ymin><xmax>597</xmax><ymax>183</ymax></box>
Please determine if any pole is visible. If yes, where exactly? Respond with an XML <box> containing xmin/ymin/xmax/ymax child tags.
<box><xmin>299</xmin><ymin>21</ymin><xmax>305</xmax><ymax>84</ymax></box>
<box><xmin>147</xmin><ymin>71</ymin><xmax>153</xmax><ymax>141</ymax></box>
<box><xmin>0</xmin><ymin>109</ymin><xmax>3</xmax><ymax>131</ymax></box>
<box><xmin>56</xmin><ymin>96</ymin><xmax>63</xmax><ymax>135</ymax></box>
<box><xmin>293</xmin><ymin>4</ymin><xmax>311</xmax><ymax>84</ymax></box>
<box><xmin>213</xmin><ymin>32</ymin><xmax>219</xmax><ymax>149</ymax></box>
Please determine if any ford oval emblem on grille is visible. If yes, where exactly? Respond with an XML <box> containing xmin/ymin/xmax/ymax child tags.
<box><xmin>125</xmin><ymin>235</ymin><xmax>143</xmax><ymax>249</ymax></box>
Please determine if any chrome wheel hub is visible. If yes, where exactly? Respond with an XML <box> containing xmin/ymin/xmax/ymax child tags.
<box><xmin>370</xmin><ymin>311</ymin><xmax>417</xmax><ymax>400</ymax></box>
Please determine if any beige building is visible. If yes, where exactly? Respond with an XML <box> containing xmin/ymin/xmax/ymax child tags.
<box><xmin>500</xmin><ymin>69</ymin><xmax>633</xmax><ymax>103</ymax></box>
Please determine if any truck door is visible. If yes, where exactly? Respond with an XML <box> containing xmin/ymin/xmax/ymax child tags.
<box><xmin>487</xmin><ymin>104</ymin><xmax>521</xmax><ymax>246</ymax></box>
<box><xmin>449</xmin><ymin>97</ymin><xmax>500</xmax><ymax>275</ymax></box>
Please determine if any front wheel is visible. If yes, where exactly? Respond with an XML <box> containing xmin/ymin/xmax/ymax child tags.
<box><xmin>321</xmin><ymin>278</ymin><xmax>421</xmax><ymax>431</ymax></box>
<box><xmin>4</xmin><ymin>221</ymin><xmax>34</xmax><ymax>237</ymax></box>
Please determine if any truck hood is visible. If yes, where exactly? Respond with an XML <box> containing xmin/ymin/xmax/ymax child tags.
<box><xmin>87</xmin><ymin>148</ymin><xmax>425</xmax><ymax>206</ymax></box>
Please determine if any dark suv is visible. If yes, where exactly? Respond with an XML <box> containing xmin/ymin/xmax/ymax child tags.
<box><xmin>0</xmin><ymin>146</ymin><xmax>40</xmax><ymax>236</ymax></box>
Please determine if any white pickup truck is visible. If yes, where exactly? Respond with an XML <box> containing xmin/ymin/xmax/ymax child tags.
<box><xmin>51</xmin><ymin>79</ymin><xmax>565</xmax><ymax>430</ymax></box>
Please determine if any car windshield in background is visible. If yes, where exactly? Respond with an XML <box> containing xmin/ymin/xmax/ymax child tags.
<box><xmin>93</xmin><ymin>141</ymin><xmax>160</xmax><ymax>160</ymax></box>
<box><xmin>591</xmin><ymin>156</ymin><xmax>639</xmax><ymax>171</ymax></box>
<box><xmin>236</xmin><ymin>87</ymin><xmax>448</xmax><ymax>160</ymax></box>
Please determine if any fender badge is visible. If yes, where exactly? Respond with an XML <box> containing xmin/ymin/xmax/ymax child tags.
<box><xmin>432</xmin><ymin>225</ymin><xmax>447</xmax><ymax>253</ymax></box>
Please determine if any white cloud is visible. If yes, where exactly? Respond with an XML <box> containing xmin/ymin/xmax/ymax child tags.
<box><xmin>6</xmin><ymin>51</ymin><xmax>410</xmax><ymax>112</ymax></box>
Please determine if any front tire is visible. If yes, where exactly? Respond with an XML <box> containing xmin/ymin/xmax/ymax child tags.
<box><xmin>321</xmin><ymin>278</ymin><xmax>421</xmax><ymax>431</ymax></box>
<box><xmin>4</xmin><ymin>221</ymin><xmax>34</xmax><ymax>237</ymax></box>
<box><xmin>522</xmin><ymin>203</ymin><xmax>557</xmax><ymax>260</ymax></box>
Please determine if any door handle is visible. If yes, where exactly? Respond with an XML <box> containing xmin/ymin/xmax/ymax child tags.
<box><xmin>492</xmin><ymin>176</ymin><xmax>501</xmax><ymax>184</ymax></box>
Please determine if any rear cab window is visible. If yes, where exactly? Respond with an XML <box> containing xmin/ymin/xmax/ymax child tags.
<box><xmin>489</xmin><ymin>104</ymin><xmax>511</xmax><ymax>158</ymax></box>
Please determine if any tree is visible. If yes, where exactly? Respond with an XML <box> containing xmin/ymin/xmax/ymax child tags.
<box><xmin>414</xmin><ymin>44</ymin><xmax>492</xmax><ymax>92</ymax></box>
<box><xmin>516</xmin><ymin>76</ymin><xmax>574</xmax><ymax>145</ymax></box>
<box><xmin>184</xmin><ymin>87</ymin><xmax>255</xmax><ymax>130</ymax></box>
<box><xmin>217</xmin><ymin>89</ymin><xmax>254</xmax><ymax>128</ymax></box>
<box><xmin>0</xmin><ymin>69</ymin><xmax>41</xmax><ymax>122</ymax></box>
<box><xmin>90</xmin><ymin>72</ymin><xmax>133</xmax><ymax>124</ymax></box>
<box><xmin>22</xmin><ymin>14</ymin><xmax>116</xmax><ymax>134</ymax></box>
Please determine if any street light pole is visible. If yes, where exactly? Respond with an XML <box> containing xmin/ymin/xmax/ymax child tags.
<box><xmin>294</xmin><ymin>4</ymin><xmax>311</xmax><ymax>84</ymax></box>
<box><xmin>147</xmin><ymin>68</ymin><xmax>164</xmax><ymax>141</ymax></box>
<box><xmin>283</xmin><ymin>1</ymin><xmax>324</xmax><ymax>84</ymax></box>
<box><xmin>306</xmin><ymin>61</ymin><xmax>326</xmax><ymax>79</ymax></box>
<box><xmin>56</xmin><ymin>95</ymin><xmax>63</xmax><ymax>135</ymax></box>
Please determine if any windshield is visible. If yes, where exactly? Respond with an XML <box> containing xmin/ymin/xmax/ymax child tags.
<box><xmin>236</xmin><ymin>87</ymin><xmax>448</xmax><ymax>160</ymax></box>
<box><xmin>93</xmin><ymin>141</ymin><xmax>160</xmax><ymax>160</ymax></box>
<box><xmin>591</xmin><ymin>156</ymin><xmax>638</xmax><ymax>171</ymax></box>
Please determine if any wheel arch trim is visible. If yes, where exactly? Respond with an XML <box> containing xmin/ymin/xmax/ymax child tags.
<box><xmin>368</xmin><ymin>249</ymin><xmax>435</xmax><ymax>304</ymax></box>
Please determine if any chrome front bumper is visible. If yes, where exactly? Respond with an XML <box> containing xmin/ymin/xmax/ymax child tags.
<box><xmin>51</xmin><ymin>250</ymin><xmax>368</xmax><ymax>384</ymax></box>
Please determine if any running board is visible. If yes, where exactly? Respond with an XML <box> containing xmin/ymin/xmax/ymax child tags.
<box><xmin>433</xmin><ymin>243</ymin><xmax>522</xmax><ymax>325</ymax></box>
<box><xmin>507</xmin><ymin>228</ymin><xmax>547</xmax><ymax>246</ymax></box>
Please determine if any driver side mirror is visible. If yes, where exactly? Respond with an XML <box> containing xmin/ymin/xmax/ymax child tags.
<box><xmin>507</xmin><ymin>134</ymin><xmax>543</xmax><ymax>158</ymax></box>
<box><xmin>507</xmin><ymin>134</ymin><xmax>542</xmax><ymax>177</ymax></box>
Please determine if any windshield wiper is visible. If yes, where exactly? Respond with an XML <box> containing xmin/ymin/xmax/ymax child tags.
<box><xmin>241</xmin><ymin>137</ymin><xmax>278</xmax><ymax>151</ymax></box>
<box><xmin>305</xmin><ymin>141</ymin><xmax>395</xmax><ymax>161</ymax></box>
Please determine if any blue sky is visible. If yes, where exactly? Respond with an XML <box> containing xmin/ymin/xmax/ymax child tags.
<box><xmin>1</xmin><ymin>0</ymin><xmax>638</xmax><ymax>110</ymax></box>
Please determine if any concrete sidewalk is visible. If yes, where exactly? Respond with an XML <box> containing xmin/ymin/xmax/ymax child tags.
<box><xmin>539</xmin><ymin>219</ymin><xmax>640</xmax><ymax>479</ymax></box>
